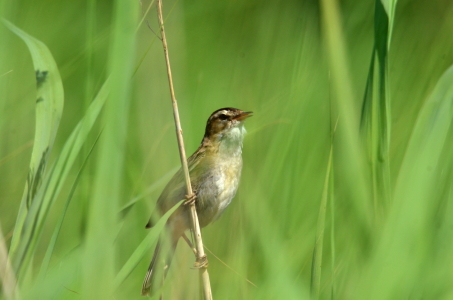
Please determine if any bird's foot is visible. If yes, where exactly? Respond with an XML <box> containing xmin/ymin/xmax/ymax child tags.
<box><xmin>184</xmin><ymin>193</ymin><xmax>197</xmax><ymax>206</ymax></box>
<box><xmin>192</xmin><ymin>254</ymin><xmax>209</xmax><ymax>269</ymax></box>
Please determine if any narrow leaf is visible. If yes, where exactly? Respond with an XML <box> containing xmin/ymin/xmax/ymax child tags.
<box><xmin>38</xmin><ymin>131</ymin><xmax>102</xmax><ymax>280</ymax></box>
<box><xmin>379</xmin><ymin>0</ymin><xmax>398</xmax><ymax>43</ymax></box>
<box><xmin>114</xmin><ymin>200</ymin><xmax>184</xmax><ymax>288</ymax></box>
<box><xmin>358</xmin><ymin>64</ymin><xmax>453</xmax><ymax>299</ymax></box>
<box><xmin>360</xmin><ymin>0</ymin><xmax>393</xmax><ymax>214</ymax></box>
<box><xmin>311</xmin><ymin>146</ymin><xmax>333</xmax><ymax>299</ymax></box>
<box><xmin>2</xmin><ymin>19</ymin><xmax>64</xmax><ymax>271</ymax></box>
<box><xmin>9</xmin><ymin>76</ymin><xmax>109</xmax><ymax>280</ymax></box>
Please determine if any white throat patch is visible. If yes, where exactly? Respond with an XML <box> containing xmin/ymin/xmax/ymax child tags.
<box><xmin>218</xmin><ymin>125</ymin><xmax>246</xmax><ymax>157</ymax></box>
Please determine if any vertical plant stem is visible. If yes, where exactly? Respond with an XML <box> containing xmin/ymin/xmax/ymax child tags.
<box><xmin>329</xmin><ymin>164</ymin><xmax>336</xmax><ymax>300</ymax></box>
<box><xmin>155</xmin><ymin>1</ymin><xmax>213</xmax><ymax>299</ymax></box>
<box><xmin>311</xmin><ymin>146</ymin><xmax>333</xmax><ymax>299</ymax></box>
<box><xmin>0</xmin><ymin>224</ymin><xmax>19</xmax><ymax>300</ymax></box>
<box><xmin>79</xmin><ymin>0</ymin><xmax>96</xmax><ymax>243</ymax></box>
<box><xmin>360</xmin><ymin>0</ymin><xmax>393</xmax><ymax>219</ymax></box>
<box><xmin>319</xmin><ymin>0</ymin><xmax>372</xmax><ymax>227</ymax></box>
<box><xmin>82</xmin><ymin>1</ymin><xmax>137</xmax><ymax>298</ymax></box>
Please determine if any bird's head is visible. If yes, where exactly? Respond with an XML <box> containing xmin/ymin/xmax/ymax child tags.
<box><xmin>203</xmin><ymin>107</ymin><xmax>252</xmax><ymax>142</ymax></box>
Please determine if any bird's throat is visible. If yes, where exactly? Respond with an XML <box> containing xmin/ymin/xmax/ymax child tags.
<box><xmin>217</xmin><ymin>125</ymin><xmax>246</xmax><ymax>158</ymax></box>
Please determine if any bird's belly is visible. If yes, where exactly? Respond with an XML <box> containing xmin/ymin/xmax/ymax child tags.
<box><xmin>196</xmin><ymin>158</ymin><xmax>242</xmax><ymax>227</ymax></box>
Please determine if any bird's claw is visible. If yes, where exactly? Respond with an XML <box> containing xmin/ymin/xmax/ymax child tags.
<box><xmin>184</xmin><ymin>193</ymin><xmax>196</xmax><ymax>205</ymax></box>
<box><xmin>192</xmin><ymin>254</ymin><xmax>209</xmax><ymax>269</ymax></box>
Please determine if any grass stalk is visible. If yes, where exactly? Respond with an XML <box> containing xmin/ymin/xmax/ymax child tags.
<box><xmin>3</xmin><ymin>19</ymin><xmax>64</xmax><ymax>280</ymax></box>
<box><xmin>81</xmin><ymin>0</ymin><xmax>137</xmax><ymax>298</ymax></box>
<box><xmin>0</xmin><ymin>223</ymin><xmax>19</xmax><ymax>300</ymax></box>
<box><xmin>319</xmin><ymin>0</ymin><xmax>372</xmax><ymax>229</ymax></box>
<box><xmin>310</xmin><ymin>146</ymin><xmax>333</xmax><ymax>299</ymax></box>
<box><xmin>357</xmin><ymin>64</ymin><xmax>453</xmax><ymax>299</ymax></box>
<box><xmin>37</xmin><ymin>132</ymin><xmax>101</xmax><ymax>281</ymax></box>
<box><xmin>360</xmin><ymin>0</ymin><xmax>394</xmax><ymax>218</ymax></box>
<box><xmin>156</xmin><ymin>0</ymin><xmax>213</xmax><ymax>299</ymax></box>
<box><xmin>329</xmin><ymin>163</ymin><xmax>336</xmax><ymax>300</ymax></box>
<box><xmin>114</xmin><ymin>200</ymin><xmax>184</xmax><ymax>288</ymax></box>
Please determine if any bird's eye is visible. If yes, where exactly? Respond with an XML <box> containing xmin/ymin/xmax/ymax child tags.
<box><xmin>219</xmin><ymin>114</ymin><xmax>229</xmax><ymax>121</ymax></box>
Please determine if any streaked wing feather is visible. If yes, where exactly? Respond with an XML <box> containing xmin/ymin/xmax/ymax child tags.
<box><xmin>156</xmin><ymin>145</ymin><xmax>207</xmax><ymax>216</ymax></box>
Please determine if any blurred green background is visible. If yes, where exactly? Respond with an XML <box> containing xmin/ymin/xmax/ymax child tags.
<box><xmin>1</xmin><ymin>0</ymin><xmax>453</xmax><ymax>299</ymax></box>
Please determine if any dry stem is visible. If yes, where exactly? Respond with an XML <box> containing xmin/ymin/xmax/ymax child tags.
<box><xmin>0</xmin><ymin>224</ymin><xmax>19</xmax><ymax>300</ymax></box>
<box><xmin>155</xmin><ymin>1</ymin><xmax>213</xmax><ymax>299</ymax></box>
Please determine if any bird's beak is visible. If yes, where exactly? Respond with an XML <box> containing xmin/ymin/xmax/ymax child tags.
<box><xmin>234</xmin><ymin>111</ymin><xmax>253</xmax><ymax>121</ymax></box>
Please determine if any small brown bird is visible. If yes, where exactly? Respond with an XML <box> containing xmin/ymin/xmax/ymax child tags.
<box><xmin>142</xmin><ymin>107</ymin><xmax>252</xmax><ymax>296</ymax></box>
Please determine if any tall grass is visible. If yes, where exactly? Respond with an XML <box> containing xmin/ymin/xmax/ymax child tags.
<box><xmin>1</xmin><ymin>0</ymin><xmax>453</xmax><ymax>299</ymax></box>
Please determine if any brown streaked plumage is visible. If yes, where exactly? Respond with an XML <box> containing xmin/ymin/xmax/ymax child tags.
<box><xmin>142</xmin><ymin>107</ymin><xmax>252</xmax><ymax>297</ymax></box>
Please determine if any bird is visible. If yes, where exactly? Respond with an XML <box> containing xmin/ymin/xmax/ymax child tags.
<box><xmin>141</xmin><ymin>107</ymin><xmax>252</xmax><ymax>297</ymax></box>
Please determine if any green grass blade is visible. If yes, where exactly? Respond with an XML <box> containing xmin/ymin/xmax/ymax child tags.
<box><xmin>82</xmin><ymin>1</ymin><xmax>138</xmax><ymax>298</ymax></box>
<box><xmin>358</xmin><ymin>64</ymin><xmax>453</xmax><ymax>299</ymax></box>
<box><xmin>118</xmin><ymin>167</ymin><xmax>178</xmax><ymax>216</ymax></box>
<box><xmin>329</xmin><ymin>162</ymin><xmax>336</xmax><ymax>300</ymax></box>
<box><xmin>8</xmin><ymin>78</ymin><xmax>109</xmax><ymax>282</ymax></box>
<box><xmin>2</xmin><ymin>19</ymin><xmax>64</xmax><ymax>270</ymax></box>
<box><xmin>311</xmin><ymin>146</ymin><xmax>333</xmax><ymax>299</ymax></box>
<box><xmin>2</xmin><ymin>20</ymin><xmax>63</xmax><ymax>237</ymax></box>
<box><xmin>114</xmin><ymin>200</ymin><xmax>183</xmax><ymax>288</ymax></box>
<box><xmin>320</xmin><ymin>0</ymin><xmax>373</xmax><ymax>230</ymax></box>
<box><xmin>380</xmin><ymin>0</ymin><xmax>398</xmax><ymax>44</ymax></box>
<box><xmin>21</xmin><ymin>248</ymin><xmax>81</xmax><ymax>300</ymax></box>
<box><xmin>37</xmin><ymin>131</ymin><xmax>102</xmax><ymax>280</ymax></box>
<box><xmin>360</xmin><ymin>0</ymin><xmax>393</xmax><ymax>216</ymax></box>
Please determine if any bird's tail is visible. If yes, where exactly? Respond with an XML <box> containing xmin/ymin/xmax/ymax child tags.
<box><xmin>141</xmin><ymin>237</ymin><xmax>177</xmax><ymax>297</ymax></box>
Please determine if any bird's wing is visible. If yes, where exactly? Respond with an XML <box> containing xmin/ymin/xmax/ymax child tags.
<box><xmin>145</xmin><ymin>145</ymin><xmax>207</xmax><ymax>228</ymax></box>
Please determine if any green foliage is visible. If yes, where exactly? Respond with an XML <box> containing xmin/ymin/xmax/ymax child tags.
<box><xmin>1</xmin><ymin>0</ymin><xmax>453</xmax><ymax>299</ymax></box>
<box><xmin>311</xmin><ymin>146</ymin><xmax>333</xmax><ymax>300</ymax></box>
<box><xmin>360</xmin><ymin>0</ymin><xmax>393</xmax><ymax>216</ymax></box>
<box><xmin>81</xmin><ymin>1</ymin><xmax>138</xmax><ymax>298</ymax></box>
<box><xmin>114</xmin><ymin>199</ymin><xmax>183</xmax><ymax>289</ymax></box>
<box><xmin>355</xmin><ymin>63</ymin><xmax>453</xmax><ymax>299</ymax></box>
<box><xmin>3</xmin><ymin>19</ymin><xmax>64</xmax><ymax>280</ymax></box>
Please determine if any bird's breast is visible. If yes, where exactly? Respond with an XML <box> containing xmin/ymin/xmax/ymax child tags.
<box><xmin>214</xmin><ymin>156</ymin><xmax>242</xmax><ymax>205</ymax></box>
<box><xmin>194</xmin><ymin>125</ymin><xmax>246</xmax><ymax>227</ymax></box>
<box><xmin>195</xmin><ymin>151</ymin><xmax>243</xmax><ymax>227</ymax></box>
